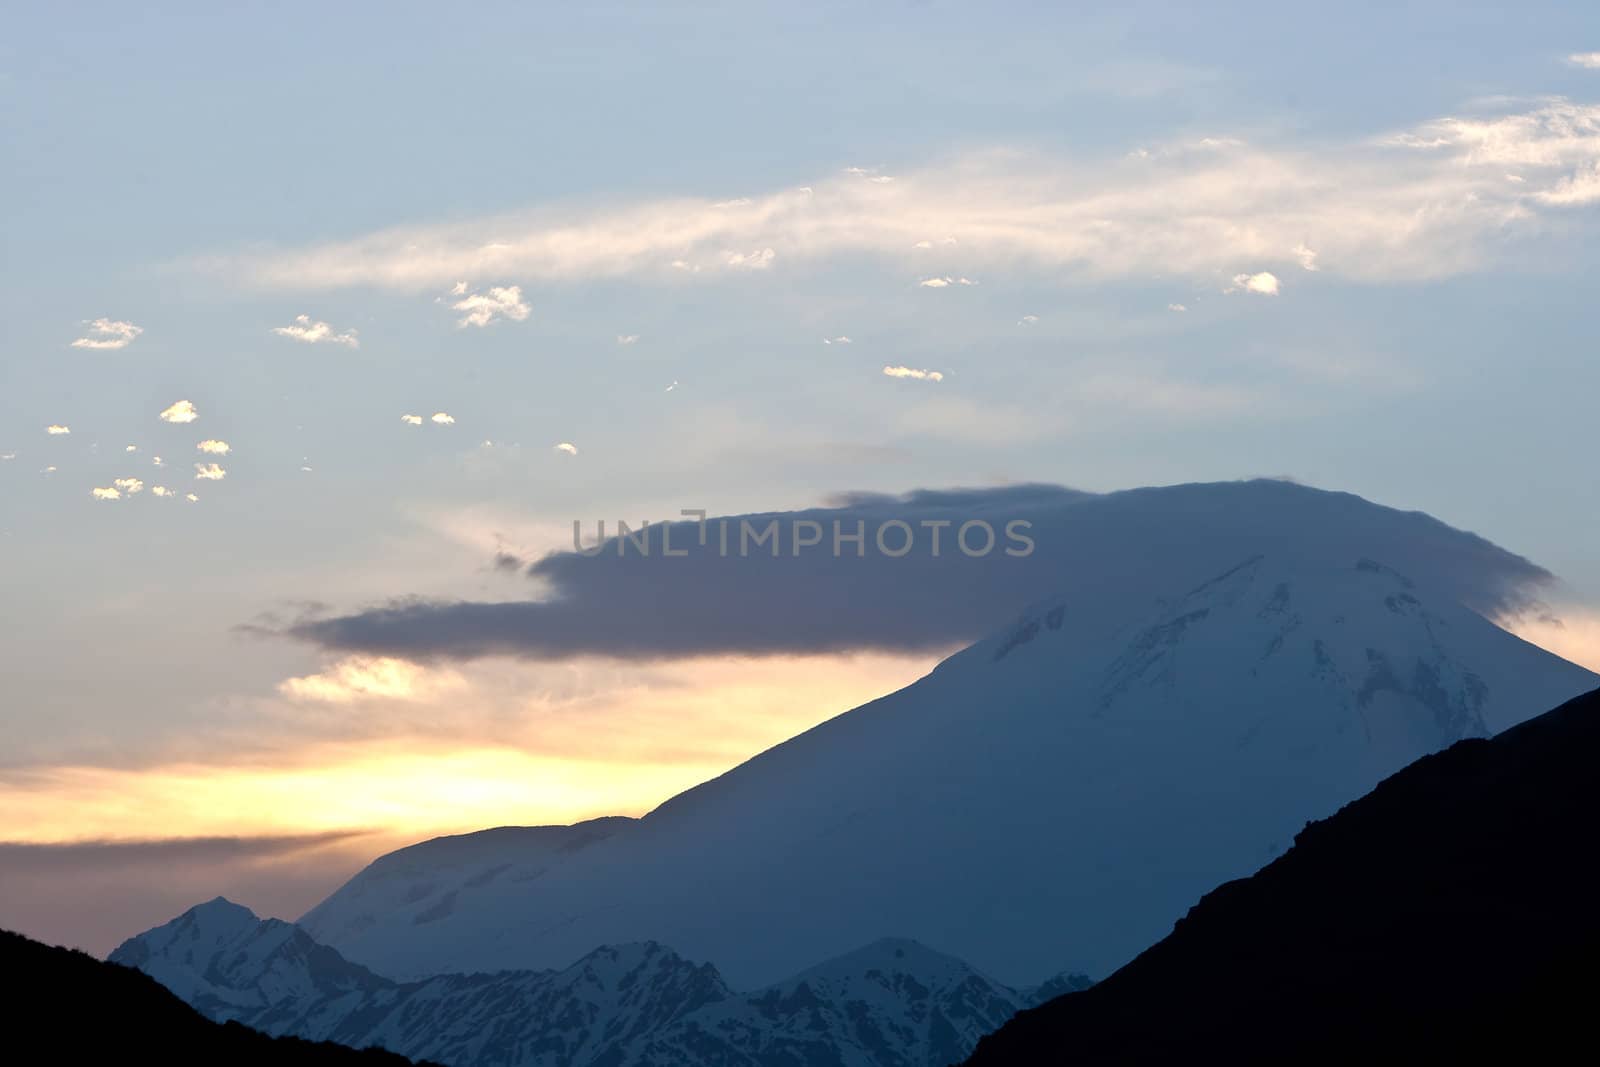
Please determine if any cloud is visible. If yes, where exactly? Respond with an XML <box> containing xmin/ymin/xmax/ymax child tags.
<box><xmin>554</xmin><ymin>442</ymin><xmax>579</xmax><ymax>456</ymax></box>
<box><xmin>1535</xmin><ymin>160</ymin><xmax>1600</xmax><ymax>205</ymax></box>
<box><xmin>1567</xmin><ymin>52</ymin><xmax>1600</xmax><ymax>70</ymax></box>
<box><xmin>617</xmin><ymin>334</ymin><xmax>639</xmax><ymax>345</ymax></box>
<box><xmin>823</xmin><ymin>336</ymin><xmax>852</xmax><ymax>345</ymax></box>
<box><xmin>125</xmin><ymin>445</ymin><xmax>137</xmax><ymax>453</ymax></box>
<box><xmin>450</xmin><ymin>283</ymin><xmax>530</xmax><ymax>327</ymax></box>
<box><xmin>272</xmin><ymin>314</ymin><xmax>359</xmax><ymax>347</ymax></box>
<box><xmin>194</xmin><ymin>462</ymin><xmax>226</xmax><ymax>481</ymax></box>
<box><xmin>1168</xmin><ymin>303</ymin><xmax>1189</xmax><ymax>312</ymax></box>
<box><xmin>46</xmin><ymin>425</ymin><xmax>70</xmax><ymax>435</ymax></box>
<box><xmin>400</xmin><ymin>414</ymin><xmax>423</xmax><ymax>426</ymax></box>
<box><xmin>278</xmin><ymin>656</ymin><xmax>467</xmax><ymax>704</ymax></box>
<box><xmin>883</xmin><ymin>365</ymin><xmax>945</xmax><ymax>382</ymax></box>
<box><xmin>1293</xmin><ymin>242</ymin><xmax>1320</xmax><ymax>271</ymax></box>
<box><xmin>91</xmin><ymin>487</ymin><xmax>121</xmax><ymax>501</ymax></box>
<box><xmin>113</xmin><ymin>477</ymin><xmax>144</xmax><ymax>495</ymax></box>
<box><xmin>159</xmin><ymin>400</ymin><xmax>198</xmax><ymax>424</ymax></box>
<box><xmin>726</xmin><ymin>248</ymin><xmax>776</xmax><ymax>270</ymax></box>
<box><xmin>1227</xmin><ymin>271</ymin><xmax>1281</xmax><ymax>295</ymax></box>
<box><xmin>70</xmin><ymin>318</ymin><xmax>142</xmax><ymax>350</ymax></box>
<box><xmin>286</xmin><ymin>480</ymin><xmax>1560</xmax><ymax>663</ymax></box>
<box><xmin>430</xmin><ymin>412</ymin><xmax>455</xmax><ymax>425</ymax></box>
<box><xmin>186</xmin><ymin>493</ymin><xmax>199</xmax><ymax>502</ymax></box>
<box><xmin>229</xmin><ymin>99</ymin><xmax>1600</xmax><ymax>295</ymax></box>
<box><xmin>151</xmin><ymin>486</ymin><xmax>175</xmax><ymax>497</ymax></box>
<box><xmin>1018</xmin><ymin>315</ymin><xmax>1039</xmax><ymax>325</ymax></box>
<box><xmin>196</xmin><ymin>439</ymin><xmax>231</xmax><ymax>455</ymax></box>
<box><xmin>919</xmin><ymin>276</ymin><xmax>977</xmax><ymax>288</ymax></box>
<box><xmin>1</xmin><ymin>452</ymin><xmax>15</xmax><ymax>461</ymax></box>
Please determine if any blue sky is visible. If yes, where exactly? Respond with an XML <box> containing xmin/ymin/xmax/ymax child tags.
<box><xmin>2</xmin><ymin>0</ymin><xmax>1599</xmax><ymax>949</ymax></box>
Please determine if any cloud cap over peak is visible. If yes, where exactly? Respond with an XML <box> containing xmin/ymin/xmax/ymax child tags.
<box><xmin>289</xmin><ymin>480</ymin><xmax>1554</xmax><ymax>663</ymax></box>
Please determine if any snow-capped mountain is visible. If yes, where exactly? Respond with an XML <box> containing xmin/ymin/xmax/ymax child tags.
<box><xmin>298</xmin><ymin>542</ymin><xmax>1597</xmax><ymax>989</ymax></box>
<box><xmin>111</xmin><ymin>899</ymin><xmax>1080</xmax><ymax>1067</ymax></box>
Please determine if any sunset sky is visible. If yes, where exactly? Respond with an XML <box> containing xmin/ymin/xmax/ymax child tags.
<box><xmin>3</xmin><ymin>1</ymin><xmax>1599</xmax><ymax>952</ymax></box>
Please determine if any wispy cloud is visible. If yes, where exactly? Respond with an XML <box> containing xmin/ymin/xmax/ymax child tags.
<box><xmin>230</xmin><ymin>100</ymin><xmax>1600</xmax><ymax>294</ymax></box>
<box><xmin>616</xmin><ymin>334</ymin><xmax>639</xmax><ymax>345</ymax></box>
<box><xmin>272</xmin><ymin>314</ymin><xmax>359</xmax><ymax>347</ymax></box>
<box><xmin>400</xmin><ymin>414</ymin><xmax>423</xmax><ymax>426</ymax></box>
<box><xmin>883</xmin><ymin>365</ymin><xmax>945</xmax><ymax>382</ymax></box>
<box><xmin>279</xmin><ymin>656</ymin><xmax>467</xmax><ymax>704</ymax></box>
<box><xmin>919</xmin><ymin>276</ymin><xmax>978</xmax><ymax>288</ymax></box>
<box><xmin>1168</xmin><ymin>303</ymin><xmax>1189</xmax><ymax>312</ymax></box>
<box><xmin>159</xmin><ymin>400</ymin><xmax>198</xmax><ymax>424</ymax></box>
<box><xmin>450</xmin><ymin>283</ymin><xmax>530</xmax><ymax>327</ymax></box>
<box><xmin>823</xmin><ymin>336</ymin><xmax>852</xmax><ymax>345</ymax></box>
<box><xmin>70</xmin><ymin>318</ymin><xmax>142</xmax><ymax>350</ymax></box>
<box><xmin>46</xmin><ymin>425</ymin><xmax>70</xmax><ymax>435</ymax></box>
<box><xmin>194</xmin><ymin>462</ymin><xmax>226</xmax><ymax>481</ymax></box>
<box><xmin>196</xmin><ymin>439</ymin><xmax>231</xmax><ymax>456</ymax></box>
<box><xmin>112</xmin><ymin>477</ymin><xmax>144</xmax><ymax>495</ymax></box>
<box><xmin>1567</xmin><ymin>52</ymin><xmax>1600</xmax><ymax>70</ymax></box>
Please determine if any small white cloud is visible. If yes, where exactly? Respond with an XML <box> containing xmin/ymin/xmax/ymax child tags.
<box><xmin>124</xmin><ymin>444</ymin><xmax>138</xmax><ymax>453</ymax></box>
<box><xmin>823</xmin><ymin>336</ymin><xmax>852</xmax><ymax>345</ymax></box>
<box><xmin>1292</xmin><ymin>242</ymin><xmax>1320</xmax><ymax>271</ymax></box>
<box><xmin>554</xmin><ymin>442</ymin><xmax>579</xmax><ymax>456</ymax></box>
<box><xmin>451</xmin><ymin>284</ymin><xmax>530</xmax><ymax>327</ymax></box>
<box><xmin>0</xmin><ymin>452</ymin><xmax>15</xmax><ymax>461</ymax></box>
<box><xmin>1227</xmin><ymin>271</ymin><xmax>1281</xmax><ymax>295</ymax></box>
<box><xmin>1168</xmin><ymin>303</ymin><xmax>1189</xmax><ymax>312</ymax></box>
<box><xmin>151</xmin><ymin>486</ymin><xmax>174</xmax><ymax>497</ymax></box>
<box><xmin>665</xmin><ymin>380</ymin><xmax>679</xmax><ymax>392</ymax></box>
<box><xmin>91</xmin><ymin>486</ymin><xmax>121</xmax><ymax>501</ymax></box>
<box><xmin>713</xmin><ymin>197</ymin><xmax>752</xmax><ymax>208</ymax></box>
<box><xmin>159</xmin><ymin>399</ymin><xmax>199</xmax><ymax>424</ymax></box>
<box><xmin>726</xmin><ymin>248</ymin><xmax>776</xmax><ymax>270</ymax></box>
<box><xmin>113</xmin><ymin>477</ymin><xmax>144</xmax><ymax>494</ymax></box>
<box><xmin>1018</xmin><ymin>314</ymin><xmax>1039</xmax><ymax>326</ymax></box>
<box><xmin>186</xmin><ymin>492</ymin><xmax>199</xmax><ymax>502</ymax></box>
<box><xmin>70</xmin><ymin>318</ymin><xmax>142</xmax><ymax>350</ymax></box>
<box><xmin>669</xmin><ymin>259</ymin><xmax>699</xmax><ymax>273</ymax></box>
<box><xmin>883</xmin><ymin>365</ymin><xmax>945</xmax><ymax>382</ymax></box>
<box><xmin>919</xmin><ymin>276</ymin><xmax>977</xmax><ymax>288</ymax></box>
<box><xmin>194</xmin><ymin>462</ymin><xmax>226</xmax><ymax>481</ymax></box>
<box><xmin>300</xmin><ymin>465</ymin><xmax>313</xmax><ymax>472</ymax></box>
<box><xmin>400</xmin><ymin>414</ymin><xmax>423</xmax><ymax>426</ymax></box>
<box><xmin>449</xmin><ymin>280</ymin><xmax>469</xmax><ymax>295</ymax></box>
<box><xmin>430</xmin><ymin>412</ymin><xmax>455</xmax><ymax>425</ymax></box>
<box><xmin>152</xmin><ymin>455</ymin><xmax>164</xmax><ymax>467</ymax></box>
<box><xmin>196</xmin><ymin>439</ymin><xmax>231</xmax><ymax>455</ymax></box>
<box><xmin>47</xmin><ymin>425</ymin><xmax>71</xmax><ymax>435</ymax></box>
<box><xmin>42</xmin><ymin>466</ymin><xmax>57</xmax><ymax>474</ymax></box>
<box><xmin>1567</xmin><ymin>52</ymin><xmax>1600</xmax><ymax>69</ymax></box>
<box><xmin>272</xmin><ymin>314</ymin><xmax>359</xmax><ymax>347</ymax></box>
<box><xmin>617</xmin><ymin>334</ymin><xmax>640</xmax><ymax>345</ymax></box>
<box><xmin>1506</xmin><ymin>173</ymin><xmax>1527</xmax><ymax>183</ymax></box>
<box><xmin>913</xmin><ymin>240</ymin><xmax>933</xmax><ymax>249</ymax></box>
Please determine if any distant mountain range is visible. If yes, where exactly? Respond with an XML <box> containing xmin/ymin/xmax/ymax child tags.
<box><xmin>111</xmin><ymin>900</ymin><xmax>1086</xmax><ymax>1067</ymax></box>
<box><xmin>965</xmin><ymin>685</ymin><xmax>1600</xmax><ymax>1064</ymax></box>
<box><xmin>297</xmin><ymin>535</ymin><xmax>1594</xmax><ymax>988</ymax></box>
<box><xmin>99</xmin><ymin>482</ymin><xmax>1600</xmax><ymax>1064</ymax></box>
<box><xmin>1</xmin><ymin>926</ymin><xmax>429</xmax><ymax>1065</ymax></box>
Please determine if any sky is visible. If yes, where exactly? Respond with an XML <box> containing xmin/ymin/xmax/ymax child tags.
<box><xmin>2</xmin><ymin>0</ymin><xmax>1599</xmax><ymax>954</ymax></box>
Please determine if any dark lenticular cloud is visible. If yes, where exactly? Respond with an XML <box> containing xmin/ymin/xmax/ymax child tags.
<box><xmin>290</xmin><ymin>480</ymin><xmax>1555</xmax><ymax>662</ymax></box>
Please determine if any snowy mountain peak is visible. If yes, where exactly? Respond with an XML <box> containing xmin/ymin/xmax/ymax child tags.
<box><xmin>294</xmin><ymin>539</ymin><xmax>1595</xmax><ymax>989</ymax></box>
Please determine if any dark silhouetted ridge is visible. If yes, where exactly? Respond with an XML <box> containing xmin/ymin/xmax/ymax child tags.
<box><xmin>965</xmin><ymin>686</ymin><xmax>1600</xmax><ymax>1065</ymax></box>
<box><xmin>1</xmin><ymin>926</ymin><xmax>432</xmax><ymax>1065</ymax></box>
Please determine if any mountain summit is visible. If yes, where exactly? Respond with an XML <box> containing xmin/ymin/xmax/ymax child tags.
<box><xmin>300</xmin><ymin>526</ymin><xmax>1594</xmax><ymax>987</ymax></box>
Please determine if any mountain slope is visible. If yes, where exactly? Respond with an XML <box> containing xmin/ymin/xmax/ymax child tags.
<box><xmin>113</xmin><ymin>903</ymin><xmax>1085</xmax><ymax>1067</ymax></box>
<box><xmin>0</xmin><ymin>926</ymin><xmax>428</xmax><ymax>1065</ymax></box>
<box><xmin>299</xmin><ymin>510</ymin><xmax>1596</xmax><ymax>988</ymax></box>
<box><xmin>964</xmin><ymin>685</ymin><xmax>1600</xmax><ymax>1064</ymax></box>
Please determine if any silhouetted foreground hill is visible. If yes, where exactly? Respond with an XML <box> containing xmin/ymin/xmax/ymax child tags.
<box><xmin>1</xmin><ymin>927</ymin><xmax>432</xmax><ymax>1065</ymax></box>
<box><xmin>966</xmin><ymin>686</ymin><xmax>1600</xmax><ymax>1065</ymax></box>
